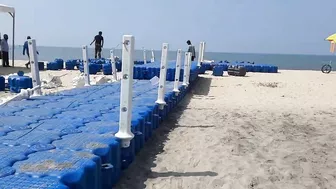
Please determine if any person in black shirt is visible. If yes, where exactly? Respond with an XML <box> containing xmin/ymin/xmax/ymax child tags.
<box><xmin>90</xmin><ymin>31</ymin><xmax>104</xmax><ymax>59</ymax></box>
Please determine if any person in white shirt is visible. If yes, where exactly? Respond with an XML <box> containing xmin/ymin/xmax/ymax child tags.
<box><xmin>186</xmin><ymin>40</ymin><xmax>196</xmax><ymax>61</ymax></box>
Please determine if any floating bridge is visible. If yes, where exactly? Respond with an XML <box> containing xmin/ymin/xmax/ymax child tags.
<box><xmin>0</xmin><ymin>37</ymin><xmax>199</xmax><ymax>188</ymax></box>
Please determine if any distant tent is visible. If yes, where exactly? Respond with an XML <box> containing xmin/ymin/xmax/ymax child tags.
<box><xmin>0</xmin><ymin>4</ymin><xmax>15</xmax><ymax>66</ymax></box>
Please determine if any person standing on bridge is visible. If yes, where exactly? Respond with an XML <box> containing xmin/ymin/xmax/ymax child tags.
<box><xmin>186</xmin><ymin>40</ymin><xmax>196</xmax><ymax>61</ymax></box>
<box><xmin>90</xmin><ymin>31</ymin><xmax>104</xmax><ymax>59</ymax></box>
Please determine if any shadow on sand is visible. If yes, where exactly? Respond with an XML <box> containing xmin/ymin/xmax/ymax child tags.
<box><xmin>190</xmin><ymin>76</ymin><xmax>212</xmax><ymax>96</ymax></box>
<box><xmin>114</xmin><ymin>78</ymin><xmax>217</xmax><ymax>189</ymax></box>
<box><xmin>0</xmin><ymin>65</ymin><xmax>31</xmax><ymax>75</ymax></box>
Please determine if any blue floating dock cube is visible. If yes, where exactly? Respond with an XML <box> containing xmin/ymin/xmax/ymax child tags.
<box><xmin>13</xmin><ymin>150</ymin><xmax>102</xmax><ymax>189</ymax></box>
<box><xmin>65</xmin><ymin>60</ymin><xmax>77</xmax><ymax>70</ymax></box>
<box><xmin>212</xmin><ymin>66</ymin><xmax>224</xmax><ymax>76</ymax></box>
<box><xmin>0</xmin><ymin>175</ymin><xmax>69</xmax><ymax>189</ymax></box>
<box><xmin>102</xmin><ymin>63</ymin><xmax>112</xmax><ymax>75</ymax></box>
<box><xmin>53</xmin><ymin>133</ymin><xmax>121</xmax><ymax>188</ymax></box>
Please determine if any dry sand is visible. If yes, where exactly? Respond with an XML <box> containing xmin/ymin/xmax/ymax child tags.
<box><xmin>115</xmin><ymin>70</ymin><xmax>336</xmax><ymax>189</ymax></box>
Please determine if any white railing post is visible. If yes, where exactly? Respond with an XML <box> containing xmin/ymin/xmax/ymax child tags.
<box><xmin>28</xmin><ymin>39</ymin><xmax>42</xmax><ymax>96</ymax></box>
<box><xmin>110</xmin><ymin>49</ymin><xmax>117</xmax><ymax>81</ymax></box>
<box><xmin>143</xmin><ymin>47</ymin><xmax>147</xmax><ymax>64</ymax></box>
<box><xmin>173</xmin><ymin>49</ymin><xmax>182</xmax><ymax>95</ymax></box>
<box><xmin>201</xmin><ymin>42</ymin><xmax>206</xmax><ymax>62</ymax></box>
<box><xmin>182</xmin><ymin>52</ymin><xmax>188</xmax><ymax>87</ymax></box>
<box><xmin>151</xmin><ymin>49</ymin><xmax>155</xmax><ymax>63</ymax></box>
<box><xmin>115</xmin><ymin>35</ymin><xmax>135</xmax><ymax>148</ymax></box>
<box><xmin>82</xmin><ymin>45</ymin><xmax>90</xmax><ymax>86</ymax></box>
<box><xmin>186</xmin><ymin>52</ymin><xmax>192</xmax><ymax>85</ymax></box>
<box><xmin>197</xmin><ymin>42</ymin><xmax>202</xmax><ymax>67</ymax></box>
<box><xmin>155</xmin><ymin>43</ymin><xmax>169</xmax><ymax>110</ymax></box>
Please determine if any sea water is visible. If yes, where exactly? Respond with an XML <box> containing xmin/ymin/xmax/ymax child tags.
<box><xmin>11</xmin><ymin>46</ymin><xmax>336</xmax><ymax>70</ymax></box>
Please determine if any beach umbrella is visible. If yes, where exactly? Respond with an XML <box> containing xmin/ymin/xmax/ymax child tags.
<box><xmin>326</xmin><ymin>33</ymin><xmax>336</xmax><ymax>53</ymax></box>
<box><xmin>326</xmin><ymin>33</ymin><xmax>336</xmax><ymax>42</ymax></box>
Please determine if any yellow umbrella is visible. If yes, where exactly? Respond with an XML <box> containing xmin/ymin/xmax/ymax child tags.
<box><xmin>326</xmin><ymin>33</ymin><xmax>336</xmax><ymax>42</ymax></box>
<box><xmin>326</xmin><ymin>33</ymin><xmax>336</xmax><ymax>53</ymax></box>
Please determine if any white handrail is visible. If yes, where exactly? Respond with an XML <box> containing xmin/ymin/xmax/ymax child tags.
<box><xmin>110</xmin><ymin>49</ymin><xmax>117</xmax><ymax>81</ymax></box>
<box><xmin>28</xmin><ymin>39</ymin><xmax>42</xmax><ymax>96</ymax></box>
<box><xmin>155</xmin><ymin>43</ymin><xmax>169</xmax><ymax>110</ymax></box>
<box><xmin>173</xmin><ymin>49</ymin><xmax>182</xmax><ymax>95</ymax></box>
<box><xmin>115</xmin><ymin>35</ymin><xmax>135</xmax><ymax>148</ymax></box>
<box><xmin>143</xmin><ymin>47</ymin><xmax>147</xmax><ymax>64</ymax></box>
<box><xmin>82</xmin><ymin>45</ymin><xmax>90</xmax><ymax>86</ymax></box>
<box><xmin>151</xmin><ymin>49</ymin><xmax>155</xmax><ymax>63</ymax></box>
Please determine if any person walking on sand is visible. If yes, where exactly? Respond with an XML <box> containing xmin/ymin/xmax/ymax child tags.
<box><xmin>23</xmin><ymin>36</ymin><xmax>39</xmax><ymax>68</ymax></box>
<box><xmin>90</xmin><ymin>31</ymin><xmax>104</xmax><ymax>59</ymax></box>
<box><xmin>1</xmin><ymin>34</ymin><xmax>10</xmax><ymax>67</ymax></box>
<box><xmin>186</xmin><ymin>40</ymin><xmax>196</xmax><ymax>61</ymax></box>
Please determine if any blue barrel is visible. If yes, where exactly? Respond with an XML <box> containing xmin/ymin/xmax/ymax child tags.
<box><xmin>89</xmin><ymin>63</ymin><xmax>99</xmax><ymax>74</ymax></box>
<box><xmin>102</xmin><ymin>63</ymin><xmax>112</xmax><ymax>75</ymax></box>
<box><xmin>199</xmin><ymin>64</ymin><xmax>207</xmax><ymax>74</ymax></box>
<box><xmin>47</xmin><ymin>62</ymin><xmax>59</xmax><ymax>70</ymax></box>
<box><xmin>65</xmin><ymin>60</ymin><xmax>76</xmax><ymax>70</ymax></box>
<box><xmin>212</xmin><ymin>66</ymin><xmax>224</xmax><ymax>76</ymax></box>
<box><xmin>0</xmin><ymin>76</ymin><xmax>5</xmax><ymax>91</ymax></box>
<box><xmin>54</xmin><ymin>58</ymin><xmax>64</xmax><ymax>69</ymax></box>
<box><xmin>38</xmin><ymin>62</ymin><xmax>44</xmax><ymax>70</ymax></box>
<box><xmin>261</xmin><ymin>65</ymin><xmax>269</xmax><ymax>73</ymax></box>
<box><xmin>272</xmin><ymin>66</ymin><xmax>278</xmax><ymax>73</ymax></box>
<box><xmin>8</xmin><ymin>76</ymin><xmax>33</xmax><ymax>93</ymax></box>
<box><xmin>252</xmin><ymin>64</ymin><xmax>262</xmax><ymax>72</ymax></box>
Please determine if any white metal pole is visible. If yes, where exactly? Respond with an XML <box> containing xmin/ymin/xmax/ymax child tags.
<box><xmin>115</xmin><ymin>35</ymin><xmax>135</xmax><ymax>148</ymax></box>
<box><xmin>110</xmin><ymin>49</ymin><xmax>117</xmax><ymax>81</ymax></box>
<box><xmin>201</xmin><ymin>42</ymin><xmax>206</xmax><ymax>62</ymax></box>
<box><xmin>197</xmin><ymin>42</ymin><xmax>202</xmax><ymax>67</ymax></box>
<box><xmin>155</xmin><ymin>43</ymin><xmax>169</xmax><ymax>110</ymax></box>
<box><xmin>186</xmin><ymin>52</ymin><xmax>192</xmax><ymax>85</ymax></box>
<box><xmin>151</xmin><ymin>49</ymin><xmax>155</xmax><ymax>63</ymax></box>
<box><xmin>82</xmin><ymin>45</ymin><xmax>90</xmax><ymax>86</ymax></box>
<box><xmin>12</xmin><ymin>13</ymin><xmax>15</xmax><ymax>67</ymax></box>
<box><xmin>173</xmin><ymin>49</ymin><xmax>182</xmax><ymax>95</ymax></box>
<box><xmin>28</xmin><ymin>39</ymin><xmax>42</xmax><ymax>96</ymax></box>
<box><xmin>143</xmin><ymin>48</ymin><xmax>147</xmax><ymax>64</ymax></box>
<box><xmin>182</xmin><ymin>52</ymin><xmax>188</xmax><ymax>86</ymax></box>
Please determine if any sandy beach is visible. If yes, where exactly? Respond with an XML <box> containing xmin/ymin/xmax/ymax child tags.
<box><xmin>1</xmin><ymin>61</ymin><xmax>336</xmax><ymax>188</ymax></box>
<box><xmin>115</xmin><ymin>70</ymin><xmax>336</xmax><ymax>189</ymax></box>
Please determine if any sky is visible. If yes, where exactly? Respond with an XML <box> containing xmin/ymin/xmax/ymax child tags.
<box><xmin>0</xmin><ymin>0</ymin><xmax>335</xmax><ymax>55</ymax></box>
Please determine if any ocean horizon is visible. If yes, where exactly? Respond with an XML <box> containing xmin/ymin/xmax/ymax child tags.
<box><xmin>9</xmin><ymin>45</ymin><xmax>336</xmax><ymax>71</ymax></box>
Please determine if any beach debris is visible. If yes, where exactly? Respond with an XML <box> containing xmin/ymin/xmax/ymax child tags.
<box><xmin>72</xmin><ymin>74</ymin><xmax>86</xmax><ymax>88</ymax></box>
<box><xmin>72</xmin><ymin>74</ymin><xmax>112</xmax><ymax>88</ymax></box>
<box><xmin>91</xmin><ymin>75</ymin><xmax>111</xmax><ymax>85</ymax></box>
<box><xmin>256</xmin><ymin>82</ymin><xmax>279</xmax><ymax>88</ymax></box>
<box><xmin>41</xmin><ymin>74</ymin><xmax>63</xmax><ymax>89</ymax></box>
